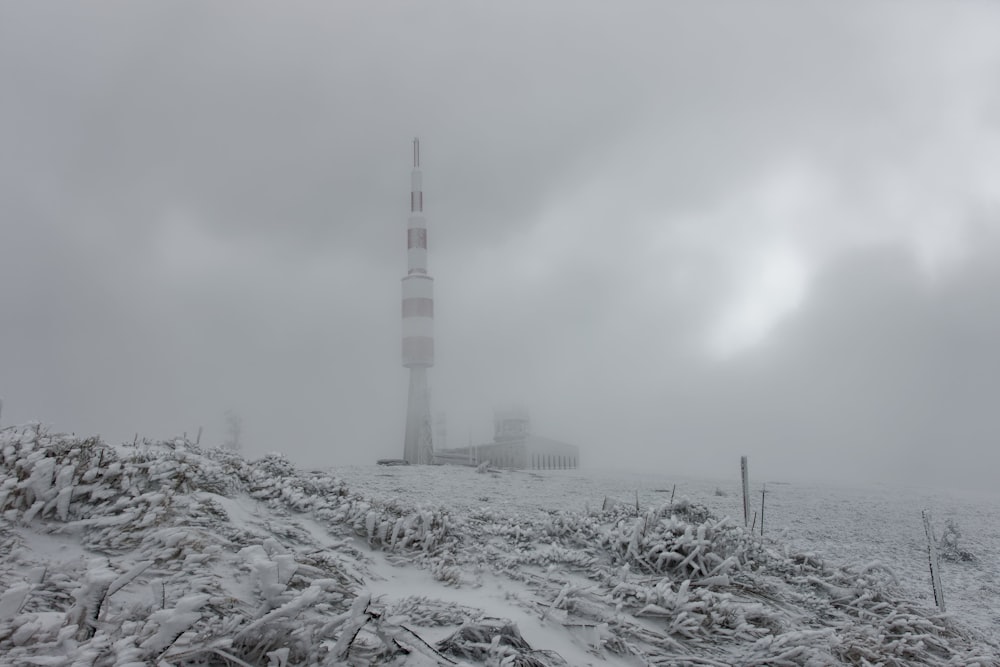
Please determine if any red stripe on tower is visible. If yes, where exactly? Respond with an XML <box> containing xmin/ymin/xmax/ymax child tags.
<box><xmin>408</xmin><ymin>228</ymin><xmax>427</xmax><ymax>249</ymax></box>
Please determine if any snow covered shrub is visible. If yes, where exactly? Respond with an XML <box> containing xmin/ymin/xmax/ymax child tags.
<box><xmin>0</xmin><ymin>427</ymin><xmax>109</xmax><ymax>524</ymax></box>
<box><xmin>386</xmin><ymin>595</ymin><xmax>484</xmax><ymax>626</ymax></box>
<box><xmin>601</xmin><ymin>505</ymin><xmax>749</xmax><ymax>581</ymax></box>
<box><xmin>436</xmin><ymin>619</ymin><xmax>541</xmax><ymax>663</ymax></box>
<box><xmin>939</xmin><ymin>518</ymin><xmax>977</xmax><ymax>563</ymax></box>
<box><xmin>0</xmin><ymin>428</ymin><xmax>381</xmax><ymax>665</ymax></box>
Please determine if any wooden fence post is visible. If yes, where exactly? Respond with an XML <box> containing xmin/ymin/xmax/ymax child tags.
<box><xmin>760</xmin><ymin>483</ymin><xmax>766</xmax><ymax>536</ymax></box>
<box><xmin>922</xmin><ymin>509</ymin><xmax>945</xmax><ymax>612</ymax></box>
<box><xmin>741</xmin><ymin>456</ymin><xmax>750</xmax><ymax>528</ymax></box>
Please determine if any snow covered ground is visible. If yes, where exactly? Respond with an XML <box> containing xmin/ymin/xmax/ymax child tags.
<box><xmin>1</xmin><ymin>425</ymin><xmax>998</xmax><ymax>665</ymax></box>
<box><xmin>341</xmin><ymin>464</ymin><xmax>1000</xmax><ymax>641</ymax></box>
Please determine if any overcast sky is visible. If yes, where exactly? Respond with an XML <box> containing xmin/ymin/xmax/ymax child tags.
<box><xmin>3</xmin><ymin>2</ymin><xmax>1000</xmax><ymax>489</ymax></box>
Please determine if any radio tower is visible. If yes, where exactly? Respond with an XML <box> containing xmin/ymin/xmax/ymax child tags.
<box><xmin>402</xmin><ymin>138</ymin><xmax>434</xmax><ymax>464</ymax></box>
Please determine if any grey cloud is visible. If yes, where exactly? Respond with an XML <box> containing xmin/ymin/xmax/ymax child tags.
<box><xmin>624</xmin><ymin>240</ymin><xmax>1000</xmax><ymax>488</ymax></box>
<box><xmin>2</xmin><ymin>2</ymin><xmax>1000</xmax><ymax>487</ymax></box>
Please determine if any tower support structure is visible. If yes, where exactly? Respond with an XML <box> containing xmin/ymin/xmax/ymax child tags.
<box><xmin>404</xmin><ymin>367</ymin><xmax>433</xmax><ymax>464</ymax></box>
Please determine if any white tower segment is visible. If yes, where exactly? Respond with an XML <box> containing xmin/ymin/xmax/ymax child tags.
<box><xmin>402</xmin><ymin>138</ymin><xmax>434</xmax><ymax>464</ymax></box>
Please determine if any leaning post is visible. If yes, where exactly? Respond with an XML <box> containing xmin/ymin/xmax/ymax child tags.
<box><xmin>922</xmin><ymin>509</ymin><xmax>946</xmax><ymax>612</ymax></box>
<box><xmin>760</xmin><ymin>483</ymin><xmax>766</xmax><ymax>536</ymax></box>
<box><xmin>741</xmin><ymin>456</ymin><xmax>750</xmax><ymax>528</ymax></box>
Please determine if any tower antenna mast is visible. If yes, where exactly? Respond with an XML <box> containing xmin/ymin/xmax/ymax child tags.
<box><xmin>401</xmin><ymin>138</ymin><xmax>434</xmax><ymax>464</ymax></box>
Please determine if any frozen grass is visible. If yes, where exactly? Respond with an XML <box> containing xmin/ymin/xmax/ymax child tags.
<box><xmin>341</xmin><ymin>464</ymin><xmax>1000</xmax><ymax>637</ymax></box>
<box><xmin>1</xmin><ymin>425</ymin><xmax>998</xmax><ymax>665</ymax></box>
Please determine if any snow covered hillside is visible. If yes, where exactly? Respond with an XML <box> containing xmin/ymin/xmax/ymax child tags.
<box><xmin>339</xmin><ymin>464</ymin><xmax>1000</xmax><ymax>641</ymax></box>
<box><xmin>1</xmin><ymin>426</ymin><xmax>997</xmax><ymax>666</ymax></box>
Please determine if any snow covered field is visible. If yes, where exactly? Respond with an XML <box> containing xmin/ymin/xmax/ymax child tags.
<box><xmin>340</xmin><ymin>464</ymin><xmax>1000</xmax><ymax>641</ymax></box>
<box><xmin>2</xmin><ymin>426</ymin><xmax>998</xmax><ymax>665</ymax></box>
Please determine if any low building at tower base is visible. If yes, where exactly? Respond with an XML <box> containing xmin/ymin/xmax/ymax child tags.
<box><xmin>435</xmin><ymin>409</ymin><xmax>579</xmax><ymax>470</ymax></box>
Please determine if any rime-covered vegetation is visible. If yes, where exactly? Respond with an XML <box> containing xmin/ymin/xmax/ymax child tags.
<box><xmin>0</xmin><ymin>425</ymin><xmax>997</xmax><ymax>666</ymax></box>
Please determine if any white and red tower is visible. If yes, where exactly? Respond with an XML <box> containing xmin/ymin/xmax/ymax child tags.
<box><xmin>402</xmin><ymin>138</ymin><xmax>434</xmax><ymax>464</ymax></box>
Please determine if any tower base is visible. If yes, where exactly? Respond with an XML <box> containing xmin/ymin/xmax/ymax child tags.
<box><xmin>403</xmin><ymin>366</ymin><xmax>434</xmax><ymax>464</ymax></box>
